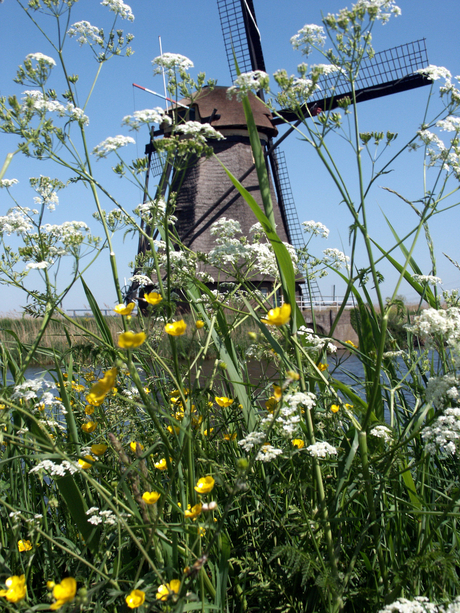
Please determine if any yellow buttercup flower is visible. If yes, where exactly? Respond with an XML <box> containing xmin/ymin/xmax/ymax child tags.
<box><xmin>273</xmin><ymin>385</ymin><xmax>282</xmax><ymax>401</ymax></box>
<box><xmin>118</xmin><ymin>331</ymin><xmax>146</xmax><ymax>349</ymax></box>
<box><xmin>286</xmin><ymin>370</ymin><xmax>300</xmax><ymax>381</ymax></box>
<box><xmin>17</xmin><ymin>540</ymin><xmax>32</xmax><ymax>552</ymax></box>
<box><xmin>215</xmin><ymin>396</ymin><xmax>233</xmax><ymax>407</ymax></box>
<box><xmin>318</xmin><ymin>363</ymin><xmax>328</xmax><ymax>372</ymax></box>
<box><xmin>184</xmin><ymin>502</ymin><xmax>202</xmax><ymax>520</ymax></box>
<box><xmin>144</xmin><ymin>291</ymin><xmax>162</xmax><ymax>306</ymax></box>
<box><xmin>85</xmin><ymin>405</ymin><xmax>95</xmax><ymax>415</ymax></box>
<box><xmin>50</xmin><ymin>577</ymin><xmax>76</xmax><ymax>610</ymax></box>
<box><xmin>114</xmin><ymin>302</ymin><xmax>135</xmax><ymax>316</ymax></box>
<box><xmin>154</xmin><ymin>458</ymin><xmax>168</xmax><ymax>470</ymax></box>
<box><xmin>164</xmin><ymin>320</ymin><xmax>187</xmax><ymax>336</ymax></box>
<box><xmin>195</xmin><ymin>320</ymin><xmax>205</xmax><ymax>329</ymax></box>
<box><xmin>130</xmin><ymin>441</ymin><xmax>144</xmax><ymax>453</ymax></box>
<box><xmin>167</xmin><ymin>424</ymin><xmax>180</xmax><ymax>435</ymax></box>
<box><xmin>223</xmin><ymin>433</ymin><xmax>237</xmax><ymax>441</ymax></box>
<box><xmin>81</xmin><ymin>421</ymin><xmax>97</xmax><ymax>433</ymax></box>
<box><xmin>331</xmin><ymin>404</ymin><xmax>340</xmax><ymax>413</ymax></box>
<box><xmin>345</xmin><ymin>403</ymin><xmax>354</xmax><ymax>410</ymax></box>
<box><xmin>345</xmin><ymin>340</ymin><xmax>358</xmax><ymax>349</ymax></box>
<box><xmin>194</xmin><ymin>476</ymin><xmax>215</xmax><ymax>494</ymax></box>
<box><xmin>265</xmin><ymin>396</ymin><xmax>278</xmax><ymax>413</ymax></box>
<box><xmin>78</xmin><ymin>456</ymin><xmax>94</xmax><ymax>470</ymax></box>
<box><xmin>0</xmin><ymin>575</ymin><xmax>26</xmax><ymax>603</ymax></box>
<box><xmin>203</xmin><ymin>428</ymin><xmax>214</xmax><ymax>436</ymax></box>
<box><xmin>91</xmin><ymin>444</ymin><xmax>108</xmax><ymax>456</ymax></box>
<box><xmin>198</xmin><ymin>526</ymin><xmax>206</xmax><ymax>537</ymax></box>
<box><xmin>261</xmin><ymin>303</ymin><xmax>291</xmax><ymax>326</ymax></box>
<box><xmin>156</xmin><ymin>579</ymin><xmax>181</xmax><ymax>601</ymax></box>
<box><xmin>126</xmin><ymin>589</ymin><xmax>145</xmax><ymax>609</ymax></box>
<box><xmin>291</xmin><ymin>439</ymin><xmax>305</xmax><ymax>449</ymax></box>
<box><xmin>86</xmin><ymin>367</ymin><xmax>117</xmax><ymax>406</ymax></box>
<box><xmin>142</xmin><ymin>491</ymin><xmax>161</xmax><ymax>505</ymax></box>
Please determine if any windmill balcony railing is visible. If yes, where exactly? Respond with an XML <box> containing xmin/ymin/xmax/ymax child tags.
<box><xmin>282</xmin><ymin>296</ymin><xmax>356</xmax><ymax>311</ymax></box>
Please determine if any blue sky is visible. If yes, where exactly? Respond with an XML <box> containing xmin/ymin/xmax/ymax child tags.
<box><xmin>1</xmin><ymin>0</ymin><xmax>460</xmax><ymax>315</ymax></box>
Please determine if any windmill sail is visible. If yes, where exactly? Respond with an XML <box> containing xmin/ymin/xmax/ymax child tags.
<box><xmin>276</xmin><ymin>39</ymin><xmax>430</xmax><ymax>123</ymax></box>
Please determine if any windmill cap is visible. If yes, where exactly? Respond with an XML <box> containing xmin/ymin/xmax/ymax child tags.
<box><xmin>176</xmin><ymin>86</ymin><xmax>278</xmax><ymax>138</ymax></box>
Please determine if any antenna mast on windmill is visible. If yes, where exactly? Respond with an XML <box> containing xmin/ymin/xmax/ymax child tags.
<box><xmin>126</xmin><ymin>0</ymin><xmax>431</xmax><ymax>306</ymax></box>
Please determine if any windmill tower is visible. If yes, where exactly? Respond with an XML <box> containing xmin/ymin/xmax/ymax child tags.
<box><xmin>127</xmin><ymin>0</ymin><xmax>431</xmax><ymax>305</ymax></box>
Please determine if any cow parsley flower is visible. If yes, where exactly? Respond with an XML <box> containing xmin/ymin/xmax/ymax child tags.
<box><xmin>369</xmin><ymin>425</ymin><xmax>392</xmax><ymax>443</ymax></box>
<box><xmin>92</xmin><ymin>135</ymin><xmax>135</xmax><ymax>158</ymax></box>
<box><xmin>26</xmin><ymin>52</ymin><xmax>56</xmax><ymax>67</ymax></box>
<box><xmin>101</xmin><ymin>0</ymin><xmax>134</xmax><ymax>21</ymax></box>
<box><xmin>67</xmin><ymin>21</ymin><xmax>104</xmax><ymax>46</ymax></box>
<box><xmin>152</xmin><ymin>53</ymin><xmax>194</xmax><ymax>74</ymax></box>
<box><xmin>238</xmin><ymin>431</ymin><xmax>265</xmax><ymax>452</ymax></box>
<box><xmin>302</xmin><ymin>220</ymin><xmax>330</xmax><ymax>238</ymax></box>
<box><xmin>416</xmin><ymin>65</ymin><xmax>452</xmax><ymax>82</ymax></box>
<box><xmin>412</xmin><ymin>274</ymin><xmax>442</xmax><ymax>285</ymax></box>
<box><xmin>0</xmin><ymin>179</ymin><xmax>19</xmax><ymax>188</ymax></box>
<box><xmin>122</xmin><ymin>108</ymin><xmax>172</xmax><ymax>130</ymax></box>
<box><xmin>256</xmin><ymin>444</ymin><xmax>283</xmax><ymax>462</ymax></box>
<box><xmin>29</xmin><ymin>460</ymin><xmax>79</xmax><ymax>476</ymax></box>
<box><xmin>291</xmin><ymin>24</ymin><xmax>326</xmax><ymax>55</ymax></box>
<box><xmin>227</xmin><ymin>70</ymin><xmax>270</xmax><ymax>101</ymax></box>
<box><xmin>174</xmin><ymin>121</ymin><xmax>224</xmax><ymax>141</ymax></box>
<box><xmin>307</xmin><ymin>441</ymin><xmax>338</xmax><ymax>458</ymax></box>
<box><xmin>323</xmin><ymin>248</ymin><xmax>350</xmax><ymax>270</ymax></box>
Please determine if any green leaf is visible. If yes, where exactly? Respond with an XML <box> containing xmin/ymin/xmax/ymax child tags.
<box><xmin>81</xmin><ymin>278</ymin><xmax>116</xmax><ymax>348</ymax></box>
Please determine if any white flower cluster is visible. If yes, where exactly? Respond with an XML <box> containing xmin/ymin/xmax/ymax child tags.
<box><xmin>291</xmin><ymin>24</ymin><xmax>326</xmax><ymax>56</ymax></box>
<box><xmin>152</xmin><ymin>53</ymin><xmax>194</xmax><ymax>74</ymax></box>
<box><xmin>306</xmin><ymin>441</ymin><xmax>338</xmax><ymax>458</ymax></box>
<box><xmin>369</xmin><ymin>425</ymin><xmax>392</xmax><ymax>443</ymax></box>
<box><xmin>22</xmin><ymin>91</ymin><xmax>89</xmax><ymax>126</ymax></box>
<box><xmin>174</xmin><ymin>121</ymin><xmax>224</xmax><ymax>143</ymax></box>
<box><xmin>31</xmin><ymin>176</ymin><xmax>61</xmax><ymax>212</ymax></box>
<box><xmin>296</xmin><ymin>326</ymin><xmax>337</xmax><ymax>353</ymax></box>
<box><xmin>26</xmin><ymin>52</ymin><xmax>56</xmax><ymax>67</ymax></box>
<box><xmin>425</xmin><ymin>375</ymin><xmax>460</xmax><ymax>407</ymax></box>
<box><xmin>210</xmin><ymin>217</ymin><xmax>242</xmax><ymax>238</ymax></box>
<box><xmin>352</xmin><ymin>0</ymin><xmax>401</xmax><ymax>23</ymax></box>
<box><xmin>422</xmin><ymin>407</ymin><xmax>460</xmax><ymax>456</ymax></box>
<box><xmin>101</xmin><ymin>0</ymin><xmax>134</xmax><ymax>21</ymax></box>
<box><xmin>0</xmin><ymin>207</ymin><xmax>34</xmax><ymax>236</ymax></box>
<box><xmin>323</xmin><ymin>248</ymin><xmax>350</xmax><ymax>270</ymax></box>
<box><xmin>310</xmin><ymin>64</ymin><xmax>344</xmax><ymax>77</ymax></box>
<box><xmin>226</xmin><ymin>71</ymin><xmax>270</xmax><ymax>101</ymax></box>
<box><xmin>416</xmin><ymin>65</ymin><xmax>453</xmax><ymax>82</ymax></box>
<box><xmin>134</xmin><ymin>197</ymin><xmax>167</xmax><ymax>225</ymax></box>
<box><xmin>67</xmin><ymin>21</ymin><xmax>104</xmax><ymax>46</ymax></box>
<box><xmin>302</xmin><ymin>220</ymin><xmax>330</xmax><ymax>238</ymax></box>
<box><xmin>12</xmin><ymin>378</ymin><xmax>55</xmax><ymax>402</ymax></box>
<box><xmin>122</xmin><ymin>108</ymin><xmax>172</xmax><ymax>130</ymax></box>
<box><xmin>378</xmin><ymin>596</ymin><xmax>460</xmax><ymax>613</ymax></box>
<box><xmin>436</xmin><ymin>117</ymin><xmax>460</xmax><ymax>133</ymax></box>
<box><xmin>92</xmin><ymin>135</ymin><xmax>135</xmax><ymax>158</ymax></box>
<box><xmin>42</xmin><ymin>221</ymin><xmax>91</xmax><ymax>248</ymax></box>
<box><xmin>238</xmin><ymin>431</ymin><xmax>266</xmax><ymax>452</ymax></box>
<box><xmin>412</xmin><ymin>274</ymin><xmax>442</xmax><ymax>286</ymax></box>
<box><xmin>405</xmin><ymin>308</ymin><xmax>460</xmax><ymax>356</ymax></box>
<box><xmin>129</xmin><ymin>274</ymin><xmax>154</xmax><ymax>287</ymax></box>
<box><xmin>262</xmin><ymin>391</ymin><xmax>315</xmax><ymax>437</ymax></box>
<box><xmin>256</xmin><ymin>444</ymin><xmax>283</xmax><ymax>462</ymax></box>
<box><xmin>29</xmin><ymin>459</ymin><xmax>79</xmax><ymax>476</ymax></box>
<box><xmin>86</xmin><ymin>507</ymin><xmax>118</xmax><ymax>526</ymax></box>
<box><xmin>0</xmin><ymin>178</ymin><xmax>19</xmax><ymax>189</ymax></box>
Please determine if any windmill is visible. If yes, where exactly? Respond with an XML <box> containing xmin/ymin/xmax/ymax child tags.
<box><xmin>127</xmin><ymin>0</ymin><xmax>431</xmax><ymax>306</ymax></box>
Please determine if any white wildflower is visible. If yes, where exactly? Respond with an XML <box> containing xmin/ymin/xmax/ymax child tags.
<box><xmin>284</xmin><ymin>391</ymin><xmax>316</xmax><ymax>411</ymax></box>
<box><xmin>129</xmin><ymin>274</ymin><xmax>154</xmax><ymax>287</ymax></box>
<box><xmin>226</xmin><ymin>70</ymin><xmax>270</xmax><ymax>101</ymax></box>
<box><xmin>26</xmin><ymin>261</ymin><xmax>50</xmax><ymax>269</ymax></box>
<box><xmin>101</xmin><ymin>0</ymin><xmax>134</xmax><ymax>21</ymax></box>
<box><xmin>26</xmin><ymin>52</ymin><xmax>56</xmax><ymax>67</ymax></box>
<box><xmin>29</xmin><ymin>459</ymin><xmax>79</xmax><ymax>476</ymax></box>
<box><xmin>174</xmin><ymin>121</ymin><xmax>224</xmax><ymax>141</ymax></box>
<box><xmin>122</xmin><ymin>108</ymin><xmax>172</xmax><ymax>130</ymax></box>
<box><xmin>323</xmin><ymin>248</ymin><xmax>350</xmax><ymax>270</ymax></box>
<box><xmin>0</xmin><ymin>179</ymin><xmax>19</xmax><ymax>188</ymax></box>
<box><xmin>291</xmin><ymin>24</ymin><xmax>326</xmax><ymax>55</ymax></box>
<box><xmin>412</xmin><ymin>274</ymin><xmax>442</xmax><ymax>285</ymax></box>
<box><xmin>296</xmin><ymin>326</ymin><xmax>337</xmax><ymax>353</ymax></box>
<box><xmin>238</xmin><ymin>431</ymin><xmax>265</xmax><ymax>452</ymax></box>
<box><xmin>436</xmin><ymin>116</ymin><xmax>460</xmax><ymax>133</ymax></box>
<box><xmin>256</xmin><ymin>444</ymin><xmax>283</xmax><ymax>462</ymax></box>
<box><xmin>67</xmin><ymin>21</ymin><xmax>104</xmax><ymax>46</ymax></box>
<box><xmin>302</xmin><ymin>220</ymin><xmax>330</xmax><ymax>238</ymax></box>
<box><xmin>369</xmin><ymin>425</ymin><xmax>393</xmax><ymax>443</ymax></box>
<box><xmin>416</xmin><ymin>65</ymin><xmax>452</xmax><ymax>82</ymax></box>
<box><xmin>92</xmin><ymin>135</ymin><xmax>135</xmax><ymax>158</ymax></box>
<box><xmin>306</xmin><ymin>441</ymin><xmax>338</xmax><ymax>458</ymax></box>
<box><xmin>152</xmin><ymin>53</ymin><xmax>194</xmax><ymax>73</ymax></box>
